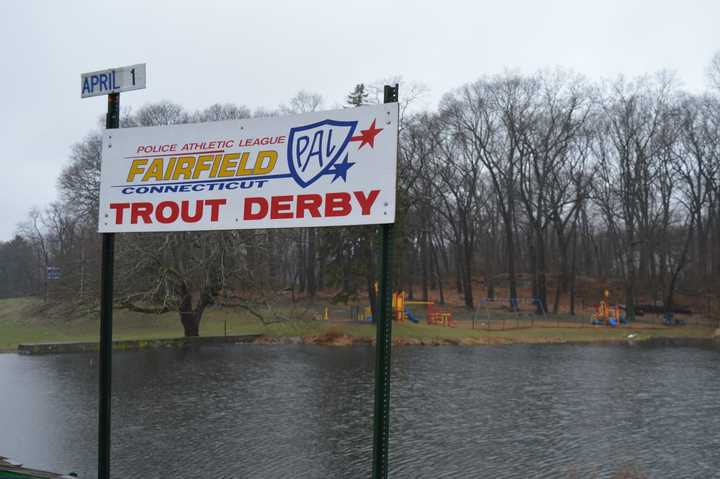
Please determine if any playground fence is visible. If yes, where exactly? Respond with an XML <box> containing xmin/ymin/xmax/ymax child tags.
<box><xmin>467</xmin><ymin>297</ymin><xmax>720</xmax><ymax>331</ymax></box>
<box><xmin>319</xmin><ymin>299</ymin><xmax>719</xmax><ymax>330</ymax></box>
<box><xmin>472</xmin><ymin>297</ymin><xmax>548</xmax><ymax>329</ymax></box>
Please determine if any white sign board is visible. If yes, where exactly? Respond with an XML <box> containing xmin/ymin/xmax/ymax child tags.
<box><xmin>98</xmin><ymin>103</ymin><xmax>398</xmax><ymax>233</ymax></box>
<box><xmin>81</xmin><ymin>64</ymin><xmax>146</xmax><ymax>98</ymax></box>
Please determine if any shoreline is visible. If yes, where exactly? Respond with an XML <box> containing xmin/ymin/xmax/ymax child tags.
<box><xmin>256</xmin><ymin>332</ymin><xmax>720</xmax><ymax>348</ymax></box>
<box><xmin>8</xmin><ymin>330</ymin><xmax>719</xmax><ymax>355</ymax></box>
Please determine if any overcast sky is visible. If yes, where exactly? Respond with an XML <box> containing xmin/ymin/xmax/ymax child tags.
<box><xmin>1</xmin><ymin>0</ymin><xmax>719</xmax><ymax>240</ymax></box>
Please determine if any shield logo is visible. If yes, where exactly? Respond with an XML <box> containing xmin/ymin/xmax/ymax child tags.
<box><xmin>287</xmin><ymin>119</ymin><xmax>357</xmax><ymax>187</ymax></box>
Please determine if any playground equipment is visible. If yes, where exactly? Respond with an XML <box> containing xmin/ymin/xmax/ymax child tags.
<box><xmin>391</xmin><ymin>291</ymin><xmax>419</xmax><ymax>322</ymax></box>
<box><xmin>591</xmin><ymin>289</ymin><xmax>626</xmax><ymax>326</ymax></box>
<box><xmin>391</xmin><ymin>291</ymin><xmax>407</xmax><ymax>321</ymax></box>
<box><xmin>425</xmin><ymin>302</ymin><xmax>454</xmax><ymax>326</ymax></box>
<box><xmin>357</xmin><ymin>291</ymin><xmax>454</xmax><ymax>326</ymax></box>
<box><xmin>393</xmin><ymin>291</ymin><xmax>453</xmax><ymax>326</ymax></box>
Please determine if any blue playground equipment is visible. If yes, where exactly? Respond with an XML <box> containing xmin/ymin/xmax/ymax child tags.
<box><xmin>663</xmin><ymin>312</ymin><xmax>687</xmax><ymax>326</ymax></box>
<box><xmin>404</xmin><ymin>307</ymin><xmax>419</xmax><ymax>324</ymax></box>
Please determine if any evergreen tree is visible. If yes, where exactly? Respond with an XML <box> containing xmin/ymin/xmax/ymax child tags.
<box><xmin>346</xmin><ymin>84</ymin><xmax>368</xmax><ymax>107</ymax></box>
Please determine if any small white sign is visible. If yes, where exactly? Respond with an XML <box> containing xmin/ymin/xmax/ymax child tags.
<box><xmin>97</xmin><ymin>103</ymin><xmax>399</xmax><ymax>233</ymax></box>
<box><xmin>81</xmin><ymin>64</ymin><xmax>146</xmax><ymax>98</ymax></box>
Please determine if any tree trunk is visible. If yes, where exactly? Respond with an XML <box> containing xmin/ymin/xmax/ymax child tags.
<box><xmin>569</xmin><ymin>218</ymin><xmax>579</xmax><ymax>315</ymax></box>
<box><xmin>341</xmin><ymin>241</ymin><xmax>353</xmax><ymax>296</ymax></box>
<box><xmin>503</xmin><ymin>214</ymin><xmax>519</xmax><ymax>311</ymax></box>
<box><xmin>306</xmin><ymin>228</ymin><xmax>317</xmax><ymax>297</ymax></box>
<box><xmin>297</xmin><ymin>232</ymin><xmax>306</xmax><ymax>293</ymax></box>
<box><xmin>665</xmin><ymin>223</ymin><xmax>693</xmax><ymax>314</ymax></box>
<box><xmin>421</xmin><ymin>231</ymin><xmax>429</xmax><ymax>301</ymax></box>
<box><xmin>485</xmin><ymin>233</ymin><xmax>495</xmax><ymax>300</ymax></box>
<box><xmin>406</xmin><ymin>239</ymin><xmax>415</xmax><ymax>299</ymax></box>
<box><xmin>431</xmin><ymin>237</ymin><xmax>445</xmax><ymax>304</ymax></box>
<box><xmin>176</xmin><ymin>279</ymin><xmax>216</xmax><ymax>338</ymax></box>
<box><xmin>454</xmin><ymin>240</ymin><xmax>463</xmax><ymax>295</ymax></box>
<box><xmin>367</xmin><ymin>275</ymin><xmax>378</xmax><ymax>322</ymax></box>
<box><xmin>552</xmin><ymin>227</ymin><xmax>570</xmax><ymax>315</ymax></box>
<box><xmin>535</xmin><ymin>227</ymin><xmax>547</xmax><ymax>315</ymax></box>
<box><xmin>317</xmin><ymin>233</ymin><xmax>326</xmax><ymax>291</ymax></box>
<box><xmin>552</xmin><ymin>284</ymin><xmax>561</xmax><ymax>315</ymax></box>
<box><xmin>267</xmin><ymin>230</ymin><xmax>278</xmax><ymax>289</ymax></box>
<box><xmin>713</xmin><ymin>207</ymin><xmax>720</xmax><ymax>278</ymax></box>
<box><xmin>178</xmin><ymin>288</ymin><xmax>200</xmax><ymax>337</ymax></box>
<box><xmin>695</xmin><ymin>215</ymin><xmax>706</xmax><ymax>285</ymax></box>
<box><xmin>625</xmin><ymin>244</ymin><xmax>636</xmax><ymax>322</ymax></box>
<box><xmin>366</xmin><ymin>227</ymin><xmax>378</xmax><ymax>321</ymax></box>
<box><xmin>180</xmin><ymin>310</ymin><xmax>201</xmax><ymax>337</ymax></box>
<box><xmin>461</xmin><ymin>219</ymin><xmax>475</xmax><ymax>309</ymax></box>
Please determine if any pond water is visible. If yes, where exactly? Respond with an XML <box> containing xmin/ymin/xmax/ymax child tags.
<box><xmin>0</xmin><ymin>343</ymin><xmax>719</xmax><ymax>478</ymax></box>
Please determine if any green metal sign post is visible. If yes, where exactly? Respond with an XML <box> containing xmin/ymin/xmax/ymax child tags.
<box><xmin>82</xmin><ymin>63</ymin><xmax>145</xmax><ymax>479</ymax></box>
<box><xmin>372</xmin><ymin>84</ymin><xmax>398</xmax><ymax>479</ymax></box>
<box><xmin>98</xmin><ymin>92</ymin><xmax>118</xmax><ymax>479</ymax></box>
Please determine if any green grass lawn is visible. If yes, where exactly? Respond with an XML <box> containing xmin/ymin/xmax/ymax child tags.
<box><xmin>0</xmin><ymin>298</ymin><xmax>264</xmax><ymax>350</ymax></box>
<box><xmin>0</xmin><ymin>296</ymin><xmax>716</xmax><ymax>351</ymax></box>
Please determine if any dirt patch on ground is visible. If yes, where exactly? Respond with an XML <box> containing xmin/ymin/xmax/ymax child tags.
<box><xmin>304</xmin><ymin>333</ymin><xmax>357</xmax><ymax>346</ymax></box>
<box><xmin>252</xmin><ymin>334</ymin><xmax>522</xmax><ymax>347</ymax></box>
<box><xmin>253</xmin><ymin>335</ymin><xmax>303</xmax><ymax>345</ymax></box>
<box><xmin>254</xmin><ymin>333</ymin><xmax>369</xmax><ymax>346</ymax></box>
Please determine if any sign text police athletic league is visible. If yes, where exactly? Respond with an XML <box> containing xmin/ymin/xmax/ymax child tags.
<box><xmin>98</xmin><ymin>103</ymin><xmax>399</xmax><ymax>233</ymax></box>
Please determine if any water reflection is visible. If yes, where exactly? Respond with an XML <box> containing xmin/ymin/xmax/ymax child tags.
<box><xmin>0</xmin><ymin>344</ymin><xmax>718</xmax><ymax>478</ymax></box>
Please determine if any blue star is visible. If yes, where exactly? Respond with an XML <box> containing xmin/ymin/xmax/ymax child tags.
<box><xmin>329</xmin><ymin>154</ymin><xmax>355</xmax><ymax>183</ymax></box>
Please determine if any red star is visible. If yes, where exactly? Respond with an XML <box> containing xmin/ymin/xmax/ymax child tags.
<box><xmin>351</xmin><ymin>119</ymin><xmax>383</xmax><ymax>149</ymax></box>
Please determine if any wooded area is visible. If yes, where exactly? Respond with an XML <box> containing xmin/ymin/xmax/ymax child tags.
<box><xmin>3</xmin><ymin>69</ymin><xmax>720</xmax><ymax>336</ymax></box>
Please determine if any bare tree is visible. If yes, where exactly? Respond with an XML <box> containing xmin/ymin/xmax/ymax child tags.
<box><xmin>594</xmin><ymin>74</ymin><xmax>677</xmax><ymax>320</ymax></box>
<box><xmin>442</xmin><ymin>76</ymin><xmax>525</xmax><ymax>310</ymax></box>
<box><xmin>707</xmin><ymin>51</ymin><xmax>720</xmax><ymax>92</ymax></box>
<box><xmin>18</xmin><ymin>209</ymin><xmax>50</xmax><ymax>301</ymax></box>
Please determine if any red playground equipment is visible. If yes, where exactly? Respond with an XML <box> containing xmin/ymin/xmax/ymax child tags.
<box><xmin>426</xmin><ymin>302</ymin><xmax>455</xmax><ymax>326</ymax></box>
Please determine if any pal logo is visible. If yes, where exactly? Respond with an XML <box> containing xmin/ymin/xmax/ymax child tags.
<box><xmin>287</xmin><ymin>118</ymin><xmax>384</xmax><ymax>188</ymax></box>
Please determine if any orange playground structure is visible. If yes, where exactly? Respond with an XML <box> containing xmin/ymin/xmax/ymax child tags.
<box><xmin>591</xmin><ymin>289</ymin><xmax>626</xmax><ymax>326</ymax></box>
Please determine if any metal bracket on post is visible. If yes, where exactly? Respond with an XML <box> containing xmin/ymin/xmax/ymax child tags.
<box><xmin>98</xmin><ymin>92</ymin><xmax>119</xmax><ymax>479</ymax></box>
<box><xmin>372</xmin><ymin>83</ymin><xmax>398</xmax><ymax>479</ymax></box>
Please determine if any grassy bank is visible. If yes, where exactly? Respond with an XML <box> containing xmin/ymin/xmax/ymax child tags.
<box><xmin>0</xmin><ymin>297</ymin><xmax>716</xmax><ymax>352</ymax></box>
